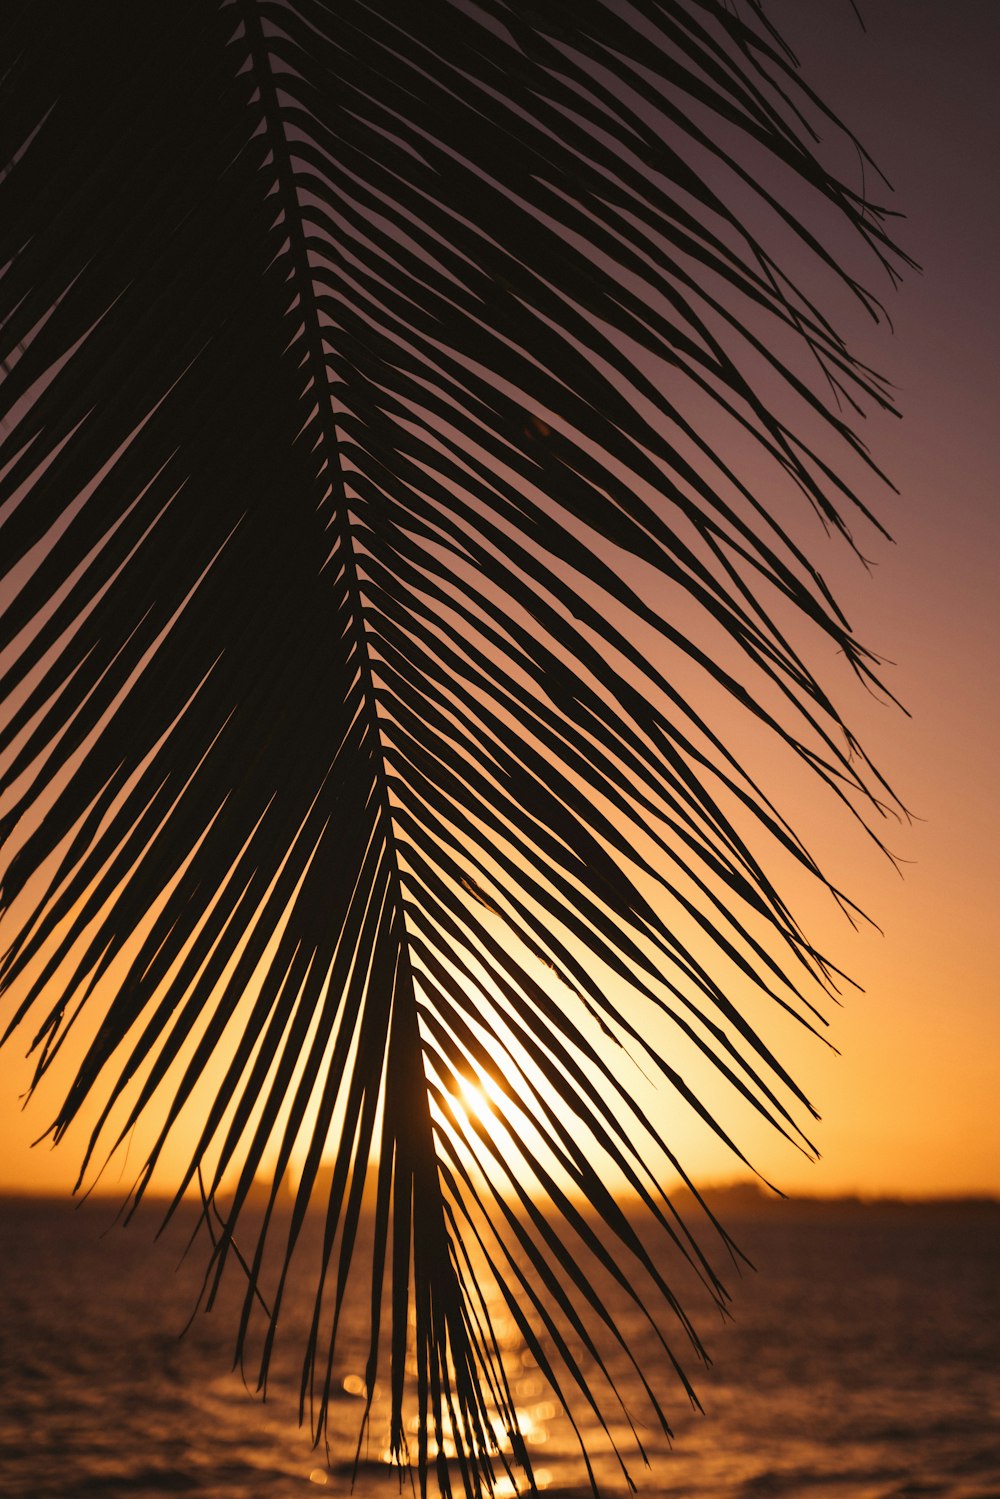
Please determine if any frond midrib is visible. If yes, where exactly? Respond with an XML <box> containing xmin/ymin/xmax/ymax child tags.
<box><xmin>238</xmin><ymin>0</ymin><xmax>410</xmax><ymax>924</ymax></box>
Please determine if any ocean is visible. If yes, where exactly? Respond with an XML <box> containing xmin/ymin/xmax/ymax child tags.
<box><xmin>1</xmin><ymin>1195</ymin><xmax>997</xmax><ymax>1498</ymax></box>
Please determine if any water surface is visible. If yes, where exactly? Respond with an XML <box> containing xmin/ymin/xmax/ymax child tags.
<box><xmin>1</xmin><ymin>1196</ymin><xmax>997</xmax><ymax>1498</ymax></box>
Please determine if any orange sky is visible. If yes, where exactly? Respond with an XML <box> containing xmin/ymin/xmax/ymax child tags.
<box><xmin>1</xmin><ymin>2</ymin><xmax>997</xmax><ymax>1203</ymax></box>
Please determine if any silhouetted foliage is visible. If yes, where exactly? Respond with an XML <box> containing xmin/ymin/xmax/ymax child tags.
<box><xmin>0</xmin><ymin>3</ymin><xmax>907</xmax><ymax>1495</ymax></box>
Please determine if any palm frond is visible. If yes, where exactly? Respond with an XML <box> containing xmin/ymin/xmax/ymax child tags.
<box><xmin>0</xmin><ymin>2</ymin><xmax>906</xmax><ymax>1494</ymax></box>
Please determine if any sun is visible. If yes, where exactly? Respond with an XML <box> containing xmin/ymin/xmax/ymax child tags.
<box><xmin>428</xmin><ymin>1065</ymin><xmax>519</xmax><ymax>1172</ymax></box>
<box><xmin>455</xmin><ymin>1073</ymin><xmax>503</xmax><ymax>1128</ymax></box>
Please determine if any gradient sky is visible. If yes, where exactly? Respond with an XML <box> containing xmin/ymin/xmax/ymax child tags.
<box><xmin>739</xmin><ymin>0</ymin><xmax>1000</xmax><ymax>1198</ymax></box>
<box><xmin>1</xmin><ymin>1</ymin><xmax>997</xmax><ymax>1201</ymax></box>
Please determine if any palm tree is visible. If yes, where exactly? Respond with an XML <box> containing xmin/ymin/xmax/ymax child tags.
<box><xmin>0</xmin><ymin>3</ymin><xmax>907</xmax><ymax>1495</ymax></box>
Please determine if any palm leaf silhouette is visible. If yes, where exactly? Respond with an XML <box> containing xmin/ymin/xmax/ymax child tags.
<box><xmin>0</xmin><ymin>2</ymin><xmax>907</xmax><ymax>1494</ymax></box>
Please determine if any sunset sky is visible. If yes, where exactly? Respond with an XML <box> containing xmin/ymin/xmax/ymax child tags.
<box><xmin>1</xmin><ymin>2</ymin><xmax>997</xmax><ymax>1203</ymax></box>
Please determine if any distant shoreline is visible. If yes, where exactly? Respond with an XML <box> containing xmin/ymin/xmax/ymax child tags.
<box><xmin>668</xmin><ymin>1180</ymin><xmax>1000</xmax><ymax>1217</ymax></box>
